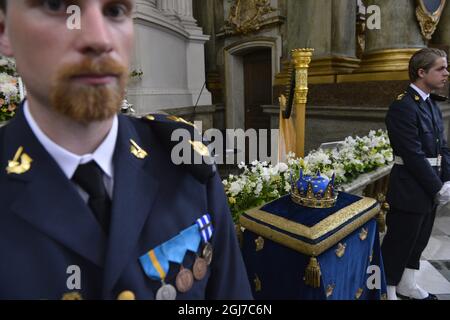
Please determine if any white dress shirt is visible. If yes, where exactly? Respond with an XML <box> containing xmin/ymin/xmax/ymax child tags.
<box><xmin>410</xmin><ymin>83</ymin><xmax>430</xmax><ymax>102</ymax></box>
<box><xmin>23</xmin><ymin>101</ymin><xmax>118</xmax><ymax>201</ymax></box>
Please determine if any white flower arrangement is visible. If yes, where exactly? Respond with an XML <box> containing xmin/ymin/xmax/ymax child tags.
<box><xmin>223</xmin><ymin>129</ymin><xmax>393</xmax><ymax>222</ymax></box>
<box><xmin>0</xmin><ymin>56</ymin><xmax>20</xmax><ymax>122</ymax></box>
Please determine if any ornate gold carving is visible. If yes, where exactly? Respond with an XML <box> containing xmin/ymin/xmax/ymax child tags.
<box><xmin>356</xmin><ymin>1</ymin><xmax>366</xmax><ymax>59</ymax></box>
<box><xmin>359</xmin><ymin>227</ymin><xmax>368</xmax><ymax>241</ymax></box>
<box><xmin>335</xmin><ymin>243</ymin><xmax>347</xmax><ymax>258</ymax></box>
<box><xmin>255</xmin><ymin>236</ymin><xmax>265</xmax><ymax>252</ymax></box>
<box><xmin>226</xmin><ymin>0</ymin><xmax>276</xmax><ymax>35</ymax></box>
<box><xmin>416</xmin><ymin>0</ymin><xmax>447</xmax><ymax>40</ymax></box>
<box><xmin>291</xmin><ymin>186</ymin><xmax>338</xmax><ymax>209</ymax></box>
<box><xmin>291</xmin><ymin>48</ymin><xmax>314</xmax><ymax>157</ymax></box>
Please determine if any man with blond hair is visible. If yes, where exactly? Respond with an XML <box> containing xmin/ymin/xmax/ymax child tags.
<box><xmin>383</xmin><ymin>48</ymin><xmax>450</xmax><ymax>300</ymax></box>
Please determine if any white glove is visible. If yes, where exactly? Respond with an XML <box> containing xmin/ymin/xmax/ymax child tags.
<box><xmin>436</xmin><ymin>183</ymin><xmax>450</xmax><ymax>205</ymax></box>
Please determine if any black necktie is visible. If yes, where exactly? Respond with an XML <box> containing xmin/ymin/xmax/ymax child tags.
<box><xmin>426</xmin><ymin>98</ymin><xmax>440</xmax><ymax>154</ymax></box>
<box><xmin>426</xmin><ymin>98</ymin><xmax>437</xmax><ymax>130</ymax></box>
<box><xmin>72</xmin><ymin>161</ymin><xmax>111</xmax><ymax>233</ymax></box>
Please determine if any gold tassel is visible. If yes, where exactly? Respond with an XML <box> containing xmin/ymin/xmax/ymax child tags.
<box><xmin>376</xmin><ymin>202</ymin><xmax>389</xmax><ymax>233</ymax></box>
<box><xmin>304</xmin><ymin>257</ymin><xmax>321</xmax><ymax>288</ymax></box>
<box><xmin>376</xmin><ymin>212</ymin><xmax>386</xmax><ymax>233</ymax></box>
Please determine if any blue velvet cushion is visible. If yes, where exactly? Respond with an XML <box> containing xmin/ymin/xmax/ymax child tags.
<box><xmin>239</xmin><ymin>192</ymin><xmax>386</xmax><ymax>300</ymax></box>
<box><xmin>240</xmin><ymin>192</ymin><xmax>380</xmax><ymax>255</ymax></box>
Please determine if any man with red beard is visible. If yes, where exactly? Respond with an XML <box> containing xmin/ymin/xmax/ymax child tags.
<box><xmin>0</xmin><ymin>0</ymin><xmax>252</xmax><ymax>300</ymax></box>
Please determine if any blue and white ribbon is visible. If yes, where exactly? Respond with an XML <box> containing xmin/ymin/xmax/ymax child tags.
<box><xmin>196</xmin><ymin>214</ymin><xmax>214</xmax><ymax>243</ymax></box>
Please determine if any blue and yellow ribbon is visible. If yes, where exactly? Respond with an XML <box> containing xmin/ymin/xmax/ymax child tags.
<box><xmin>139</xmin><ymin>220</ymin><xmax>210</xmax><ymax>281</ymax></box>
<box><xmin>139</xmin><ymin>246</ymin><xmax>169</xmax><ymax>281</ymax></box>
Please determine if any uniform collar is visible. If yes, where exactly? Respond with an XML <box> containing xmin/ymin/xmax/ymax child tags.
<box><xmin>23</xmin><ymin>100</ymin><xmax>118</xmax><ymax>180</ymax></box>
<box><xmin>410</xmin><ymin>83</ymin><xmax>430</xmax><ymax>102</ymax></box>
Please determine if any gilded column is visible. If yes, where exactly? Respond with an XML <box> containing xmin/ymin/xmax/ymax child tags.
<box><xmin>292</xmin><ymin>49</ymin><xmax>314</xmax><ymax>158</ymax></box>
<box><xmin>286</xmin><ymin>0</ymin><xmax>359</xmax><ymax>79</ymax></box>
<box><xmin>355</xmin><ymin>0</ymin><xmax>425</xmax><ymax>76</ymax></box>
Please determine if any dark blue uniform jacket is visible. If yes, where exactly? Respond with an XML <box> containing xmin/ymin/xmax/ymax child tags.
<box><xmin>0</xmin><ymin>106</ymin><xmax>252</xmax><ymax>300</ymax></box>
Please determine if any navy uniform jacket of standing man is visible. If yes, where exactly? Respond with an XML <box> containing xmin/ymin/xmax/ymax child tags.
<box><xmin>0</xmin><ymin>0</ymin><xmax>252</xmax><ymax>299</ymax></box>
<box><xmin>382</xmin><ymin>48</ymin><xmax>450</xmax><ymax>300</ymax></box>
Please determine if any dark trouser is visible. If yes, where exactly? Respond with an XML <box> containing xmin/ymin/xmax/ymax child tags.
<box><xmin>381</xmin><ymin>206</ymin><xmax>437</xmax><ymax>286</ymax></box>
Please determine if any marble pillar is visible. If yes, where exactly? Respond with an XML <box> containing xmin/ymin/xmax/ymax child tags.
<box><xmin>286</xmin><ymin>0</ymin><xmax>359</xmax><ymax>76</ymax></box>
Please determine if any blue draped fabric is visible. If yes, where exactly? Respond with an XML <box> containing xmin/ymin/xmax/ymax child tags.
<box><xmin>240</xmin><ymin>193</ymin><xmax>387</xmax><ymax>300</ymax></box>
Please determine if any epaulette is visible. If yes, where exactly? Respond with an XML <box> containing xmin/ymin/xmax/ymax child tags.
<box><xmin>142</xmin><ymin>113</ymin><xmax>217</xmax><ymax>184</ymax></box>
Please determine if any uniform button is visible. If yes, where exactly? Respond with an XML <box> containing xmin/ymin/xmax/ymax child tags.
<box><xmin>117</xmin><ymin>290</ymin><xmax>136</xmax><ymax>300</ymax></box>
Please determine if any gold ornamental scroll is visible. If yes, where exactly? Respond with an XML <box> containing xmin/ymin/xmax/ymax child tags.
<box><xmin>415</xmin><ymin>0</ymin><xmax>447</xmax><ymax>40</ymax></box>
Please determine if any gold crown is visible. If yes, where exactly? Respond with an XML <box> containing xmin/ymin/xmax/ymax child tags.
<box><xmin>291</xmin><ymin>170</ymin><xmax>338</xmax><ymax>209</ymax></box>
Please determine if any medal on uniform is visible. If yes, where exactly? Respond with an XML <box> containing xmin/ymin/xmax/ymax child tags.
<box><xmin>140</xmin><ymin>215</ymin><xmax>213</xmax><ymax>298</ymax></box>
<box><xmin>139</xmin><ymin>247</ymin><xmax>176</xmax><ymax>300</ymax></box>
<box><xmin>156</xmin><ymin>282</ymin><xmax>177</xmax><ymax>300</ymax></box>
<box><xmin>193</xmin><ymin>256</ymin><xmax>208</xmax><ymax>280</ymax></box>
<box><xmin>202</xmin><ymin>243</ymin><xmax>213</xmax><ymax>265</ymax></box>
<box><xmin>175</xmin><ymin>266</ymin><xmax>194</xmax><ymax>293</ymax></box>
<box><xmin>196</xmin><ymin>214</ymin><xmax>214</xmax><ymax>265</ymax></box>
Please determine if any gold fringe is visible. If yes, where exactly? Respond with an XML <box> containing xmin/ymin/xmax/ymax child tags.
<box><xmin>304</xmin><ymin>257</ymin><xmax>321</xmax><ymax>288</ymax></box>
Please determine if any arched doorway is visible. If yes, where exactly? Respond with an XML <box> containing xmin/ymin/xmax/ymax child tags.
<box><xmin>243</xmin><ymin>48</ymin><xmax>272</xmax><ymax>132</ymax></box>
<box><xmin>224</xmin><ymin>37</ymin><xmax>282</xmax><ymax>130</ymax></box>
<box><xmin>223</xmin><ymin>38</ymin><xmax>281</xmax><ymax>163</ymax></box>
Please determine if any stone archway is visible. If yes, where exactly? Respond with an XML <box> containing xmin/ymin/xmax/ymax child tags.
<box><xmin>224</xmin><ymin>37</ymin><xmax>282</xmax><ymax>129</ymax></box>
